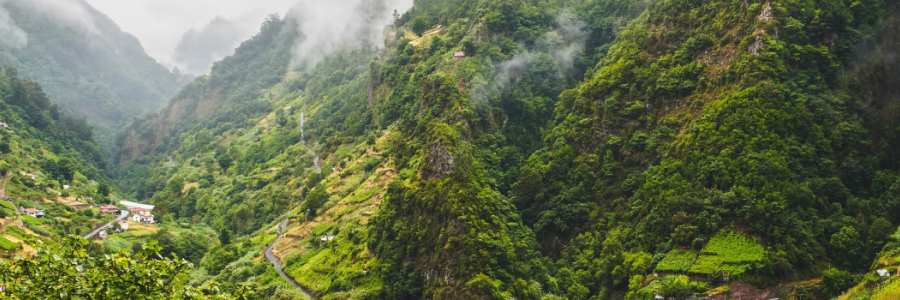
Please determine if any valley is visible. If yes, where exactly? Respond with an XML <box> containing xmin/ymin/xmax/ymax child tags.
<box><xmin>0</xmin><ymin>0</ymin><xmax>899</xmax><ymax>299</ymax></box>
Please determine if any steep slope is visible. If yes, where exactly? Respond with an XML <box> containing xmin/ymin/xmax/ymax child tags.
<box><xmin>511</xmin><ymin>0</ymin><xmax>900</xmax><ymax>296</ymax></box>
<box><xmin>113</xmin><ymin>0</ymin><xmax>900</xmax><ymax>299</ymax></box>
<box><xmin>0</xmin><ymin>0</ymin><xmax>190</xmax><ymax>155</ymax></box>
<box><xmin>113</xmin><ymin>0</ymin><xmax>648</xmax><ymax>298</ymax></box>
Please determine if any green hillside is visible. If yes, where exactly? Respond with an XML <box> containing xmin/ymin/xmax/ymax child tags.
<box><xmin>0</xmin><ymin>0</ymin><xmax>190</xmax><ymax>156</ymax></box>
<box><xmin>2</xmin><ymin>0</ymin><xmax>900</xmax><ymax>298</ymax></box>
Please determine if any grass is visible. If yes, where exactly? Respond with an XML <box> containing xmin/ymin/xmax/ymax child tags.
<box><xmin>22</xmin><ymin>215</ymin><xmax>45</xmax><ymax>225</ymax></box>
<box><xmin>656</xmin><ymin>249</ymin><xmax>699</xmax><ymax>273</ymax></box>
<box><xmin>689</xmin><ymin>230</ymin><xmax>765</xmax><ymax>276</ymax></box>
<box><xmin>341</xmin><ymin>187</ymin><xmax>381</xmax><ymax>204</ymax></box>
<box><xmin>0</xmin><ymin>200</ymin><xmax>16</xmax><ymax>211</ymax></box>
<box><xmin>311</xmin><ymin>223</ymin><xmax>334</xmax><ymax>236</ymax></box>
<box><xmin>0</xmin><ymin>235</ymin><xmax>20</xmax><ymax>250</ymax></box>
<box><xmin>334</xmin><ymin>205</ymin><xmax>358</xmax><ymax>220</ymax></box>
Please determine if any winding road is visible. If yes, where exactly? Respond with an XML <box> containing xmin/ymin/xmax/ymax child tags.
<box><xmin>263</xmin><ymin>114</ymin><xmax>320</xmax><ymax>298</ymax></box>
<box><xmin>265</xmin><ymin>207</ymin><xmax>315</xmax><ymax>299</ymax></box>
<box><xmin>82</xmin><ymin>210</ymin><xmax>129</xmax><ymax>239</ymax></box>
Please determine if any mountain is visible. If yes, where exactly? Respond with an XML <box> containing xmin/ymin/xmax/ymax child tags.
<box><xmin>0</xmin><ymin>0</ymin><xmax>191</xmax><ymax>156</ymax></box>
<box><xmin>3</xmin><ymin>0</ymin><xmax>899</xmax><ymax>298</ymax></box>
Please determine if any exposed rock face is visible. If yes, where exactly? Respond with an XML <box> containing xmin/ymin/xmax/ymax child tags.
<box><xmin>422</xmin><ymin>141</ymin><xmax>454</xmax><ymax>179</ymax></box>
<box><xmin>749</xmin><ymin>35</ymin><xmax>764</xmax><ymax>55</ymax></box>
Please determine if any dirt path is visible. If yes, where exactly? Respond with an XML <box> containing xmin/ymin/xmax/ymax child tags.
<box><xmin>0</xmin><ymin>170</ymin><xmax>11</xmax><ymax>199</ymax></box>
<box><xmin>82</xmin><ymin>210</ymin><xmax>129</xmax><ymax>239</ymax></box>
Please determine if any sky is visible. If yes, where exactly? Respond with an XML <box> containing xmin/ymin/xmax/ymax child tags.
<box><xmin>84</xmin><ymin>0</ymin><xmax>299</xmax><ymax>68</ymax></box>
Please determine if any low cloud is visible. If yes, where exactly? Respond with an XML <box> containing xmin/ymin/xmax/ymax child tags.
<box><xmin>172</xmin><ymin>16</ymin><xmax>244</xmax><ymax>75</ymax></box>
<box><xmin>286</xmin><ymin>0</ymin><xmax>413</xmax><ymax>70</ymax></box>
<box><xmin>7</xmin><ymin>0</ymin><xmax>100</xmax><ymax>35</ymax></box>
<box><xmin>0</xmin><ymin>4</ymin><xmax>26</xmax><ymax>48</ymax></box>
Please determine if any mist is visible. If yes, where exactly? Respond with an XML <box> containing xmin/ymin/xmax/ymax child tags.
<box><xmin>172</xmin><ymin>16</ymin><xmax>244</xmax><ymax>75</ymax></box>
<box><xmin>472</xmin><ymin>11</ymin><xmax>586</xmax><ymax>103</ymax></box>
<box><xmin>0</xmin><ymin>4</ymin><xmax>25</xmax><ymax>48</ymax></box>
<box><xmin>286</xmin><ymin>0</ymin><xmax>413</xmax><ymax>70</ymax></box>
<box><xmin>5</xmin><ymin>0</ymin><xmax>100</xmax><ymax>35</ymax></box>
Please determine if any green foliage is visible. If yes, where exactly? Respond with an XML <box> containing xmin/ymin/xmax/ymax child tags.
<box><xmin>410</xmin><ymin>16</ymin><xmax>429</xmax><ymax>36</ymax></box>
<box><xmin>22</xmin><ymin>214</ymin><xmax>45</xmax><ymax>225</ymax></box>
<box><xmin>0</xmin><ymin>237</ymin><xmax>239</xmax><ymax>299</ymax></box>
<box><xmin>0</xmin><ymin>236</ymin><xmax>20</xmax><ymax>250</ymax></box>
<box><xmin>820</xmin><ymin>268</ymin><xmax>853</xmax><ymax>299</ymax></box>
<box><xmin>655</xmin><ymin>249</ymin><xmax>699</xmax><ymax>273</ymax></box>
<box><xmin>689</xmin><ymin>231</ymin><xmax>765</xmax><ymax>276</ymax></box>
<box><xmin>831</xmin><ymin>226</ymin><xmax>865</xmax><ymax>270</ymax></box>
<box><xmin>342</xmin><ymin>187</ymin><xmax>381</xmax><ymax>204</ymax></box>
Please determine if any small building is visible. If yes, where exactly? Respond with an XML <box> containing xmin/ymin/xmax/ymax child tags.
<box><xmin>96</xmin><ymin>230</ymin><xmax>107</xmax><ymax>240</ymax></box>
<box><xmin>454</xmin><ymin>51</ymin><xmax>465</xmax><ymax>59</ymax></box>
<box><xmin>130</xmin><ymin>207</ymin><xmax>152</xmax><ymax>217</ymax></box>
<box><xmin>24</xmin><ymin>208</ymin><xmax>45</xmax><ymax>218</ymax></box>
<box><xmin>0</xmin><ymin>122</ymin><xmax>8</xmax><ymax>128</ymax></box>
<box><xmin>99</xmin><ymin>205</ymin><xmax>118</xmax><ymax>215</ymax></box>
<box><xmin>63</xmin><ymin>185</ymin><xmax>70</xmax><ymax>190</ymax></box>
<box><xmin>117</xmin><ymin>221</ymin><xmax>129</xmax><ymax>231</ymax></box>
<box><xmin>14</xmin><ymin>222</ymin><xmax>22</xmax><ymax>228</ymax></box>
<box><xmin>878</xmin><ymin>269</ymin><xmax>891</xmax><ymax>277</ymax></box>
<box><xmin>435</xmin><ymin>25</ymin><xmax>442</xmax><ymax>29</ymax></box>
<box><xmin>131</xmin><ymin>214</ymin><xmax>141</xmax><ymax>223</ymax></box>
<box><xmin>140</xmin><ymin>215</ymin><xmax>155</xmax><ymax>224</ymax></box>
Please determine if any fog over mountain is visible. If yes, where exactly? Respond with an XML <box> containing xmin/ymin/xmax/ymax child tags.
<box><xmin>172</xmin><ymin>16</ymin><xmax>244</xmax><ymax>75</ymax></box>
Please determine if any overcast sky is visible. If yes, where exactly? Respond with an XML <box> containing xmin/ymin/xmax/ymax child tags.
<box><xmin>84</xmin><ymin>0</ymin><xmax>298</xmax><ymax>67</ymax></box>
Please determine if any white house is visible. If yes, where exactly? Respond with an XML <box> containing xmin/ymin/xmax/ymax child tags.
<box><xmin>63</xmin><ymin>185</ymin><xmax>70</xmax><ymax>190</ymax></box>
<box><xmin>131</xmin><ymin>214</ymin><xmax>141</xmax><ymax>223</ymax></box>
<box><xmin>24</xmin><ymin>208</ymin><xmax>45</xmax><ymax>218</ymax></box>
<box><xmin>117</xmin><ymin>221</ymin><xmax>128</xmax><ymax>231</ymax></box>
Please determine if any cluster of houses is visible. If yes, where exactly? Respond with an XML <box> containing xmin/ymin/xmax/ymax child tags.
<box><xmin>98</xmin><ymin>204</ymin><xmax>154</xmax><ymax>224</ymax></box>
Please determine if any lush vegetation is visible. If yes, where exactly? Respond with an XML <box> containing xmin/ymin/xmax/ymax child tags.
<box><xmin>0</xmin><ymin>67</ymin><xmax>114</xmax><ymax>200</ymax></box>
<box><xmin>0</xmin><ymin>237</ymin><xmax>240</xmax><ymax>299</ymax></box>
<box><xmin>689</xmin><ymin>231</ymin><xmax>766</xmax><ymax>276</ymax></box>
<box><xmin>80</xmin><ymin>0</ymin><xmax>900</xmax><ymax>298</ymax></box>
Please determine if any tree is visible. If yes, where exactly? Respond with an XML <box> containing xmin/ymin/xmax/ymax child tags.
<box><xmin>219</xmin><ymin>228</ymin><xmax>232</xmax><ymax>245</ymax></box>
<box><xmin>830</xmin><ymin>226</ymin><xmax>863</xmax><ymax>270</ymax></box>
<box><xmin>0</xmin><ymin>137</ymin><xmax>10</xmax><ymax>154</ymax></box>
<box><xmin>97</xmin><ymin>183</ymin><xmax>111</xmax><ymax>197</ymax></box>
<box><xmin>410</xmin><ymin>16</ymin><xmax>428</xmax><ymax>36</ymax></box>
<box><xmin>0</xmin><ymin>237</ymin><xmax>241</xmax><ymax>299</ymax></box>
<box><xmin>820</xmin><ymin>268</ymin><xmax>853</xmax><ymax>298</ymax></box>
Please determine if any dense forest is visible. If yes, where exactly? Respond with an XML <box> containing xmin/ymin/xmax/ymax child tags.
<box><xmin>2</xmin><ymin>0</ymin><xmax>900</xmax><ymax>298</ymax></box>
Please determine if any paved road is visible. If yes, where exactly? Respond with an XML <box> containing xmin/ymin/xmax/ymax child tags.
<box><xmin>265</xmin><ymin>203</ymin><xmax>315</xmax><ymax>299</ymax></box>
<box><xmin>82</xmin><ymin>210</ymin><xmax>129</xmax><ymax>239</ymax></box>
<box><xmin>265</xmin><ymin>115</ymin><xmax>319</xmax><ymax>298</ymax></box>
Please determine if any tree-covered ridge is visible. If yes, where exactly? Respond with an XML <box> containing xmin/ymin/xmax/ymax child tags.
<box><xmin>107</xmin><ymin>0</ymin><xmax>900</xmax><ymax>299</ymax></box>
<box><xmin>512</xmin><ymin>0</ymin><xmax>897</xmax><ymax>295</ymax></box>
<box><xmin>0</xmin><ymin>0</ymin><xmax>190</xmax><ymax>156</ymax></box>
<box><xmin>0</xmin><ymin>67</ymin><xmax>111</xmax><ymax>201</ymax></box>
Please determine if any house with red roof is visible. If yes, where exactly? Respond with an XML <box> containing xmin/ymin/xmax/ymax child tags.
<box><xmin>100</xmin><ymin>205</ymin><xmax>118</xmax><ymax>215</ymax></box>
